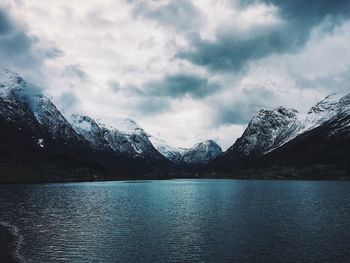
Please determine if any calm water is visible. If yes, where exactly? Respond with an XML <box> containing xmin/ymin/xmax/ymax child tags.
<box><xmin>0</xmin><ymin>179</ymin><xmax>350</xmax><ymax>262</ymax></box>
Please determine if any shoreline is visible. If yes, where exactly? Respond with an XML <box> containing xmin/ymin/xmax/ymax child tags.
<box><xmin>0</xmin><ymin>175</ymin><xmax>350</xmax><ymax>185</ymax></box>
<box><xmin>0</xmin><ymin>224</ymin><xmax>20</xmax><ymax>263</ymax></box>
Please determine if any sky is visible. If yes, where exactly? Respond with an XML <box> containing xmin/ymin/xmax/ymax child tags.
<box><xmin>1</xmin><ymin>0</ymin><xmax>350</xmax><ymax>150</ymax></box>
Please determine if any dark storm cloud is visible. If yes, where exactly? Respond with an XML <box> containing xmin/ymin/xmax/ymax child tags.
<box><xmin>62</xmin><ymin>64</ymin><xmax>88</xmax><ymax>81</ymax></box>
<box><xmin>136</xmin><ymin>97</ymin><xmax>170</xmax><ymax>115</ymax></box>
<box><xmin>132</xmin><ymin>0</ymin><xmax>201</xmax><ymax>31</ymax></box>
<box><xmin>0</xmin><ymin>7</ymin><xmax>59</xmax><ymax>70</ymax></box>
<box><xmin>133</xmin><ymin>73</ymin><xmax>220</xmax><ymax>99</ymax></box>
<box><xmin>0</xmin><ymin>8</ymin><xmax>13</xmax><ymax>34</ymax></box>
<box><xmin>177</xmin><ymin>0</ymin><xmax>350</xmax><ymax>72</ymax></box>
<box><xmin>0</xmin><ymin>7</ymin><xmax>40</xmax><ymax>67</ymax></box>
<box><xmin>240</xmin><ymin>0</ymin><xmax>350</xmax><ymax>22</ymax></box>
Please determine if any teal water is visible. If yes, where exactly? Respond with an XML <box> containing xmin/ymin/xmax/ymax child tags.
<box><xmin>0</xmin><ymin>179</ymin><xmax>350</xmax><ymax>262</ymax></box>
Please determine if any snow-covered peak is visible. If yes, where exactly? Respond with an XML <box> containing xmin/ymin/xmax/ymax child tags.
<box><xmin>0</xmin><ymin>68</ymin><xmax>25</xmax><ymax>97</ymax></box>
<box><xmin>298</xmin><ymin>92</ymin><xmax>350</xmax><ymax>133</ymax></box>
<box><xmin>0</xmin><ymin>68</ymin><xmax>41</xmax><ymax>100</ymax></box>
<box><xmin>307</xmin><ymin>93</ymin><xmax>342</xmax><ymax>114</ymax></box>
<box><xmin>182</xmin><ymin>140</ymin><xmax>222</xmax><ymax>164</ymax></box>
<box><xmin>69</xmin><ymin>114</ymin><xmax>95</xmax><ymax>133</ymax></box>
<box><xmin>224</xmin><ymin>92</ymin><xmax>350</xmax><ymax>157</ymax></box>
<box><xmin>226</xmin><ymin>106</ymin><xmax>299</xmax><ymax>156</ymax></box>
<box><xmin>148</xmin><ymin>136</ymin><xmax>183</xmax><ymax>163</ymax></box>
<box><xmin>68</xmin><ymin>114</ymin><xmax>114</xmax><ymax>151</ymax></box>
<box><xmin>149</xmin><ymin>136</ymin><xmax>222</xmax><ymax>164</ymax></box>
<box><xmin>97</xmin><ymin>118</ymin><xmax>144</xmax><ymax>135</ymax></box>
<box><xmin>0</xmin><ymin>68</ymin><xmax>22</xmax><ymax>87</ymax></box>
<box><xmin>96</xmin><ymin>117</ymin><xmax>161</xmax><ymax>158</ymax></box>
<box><xmin>253</xmin><ymin>106</ymin><xmax>298</xmax><ymax>123</ymax></box>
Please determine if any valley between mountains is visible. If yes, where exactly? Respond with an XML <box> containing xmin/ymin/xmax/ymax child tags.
<box><xmin>0</xmin><ymin>69</ymin><xmax>349</xmax><ymax>183</ymax></box>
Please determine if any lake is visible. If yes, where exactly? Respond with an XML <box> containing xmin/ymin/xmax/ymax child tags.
<box><xmin>0</xmin><ymin>179</ymin><xmax>350</xmax><ymax>262</ymax></box>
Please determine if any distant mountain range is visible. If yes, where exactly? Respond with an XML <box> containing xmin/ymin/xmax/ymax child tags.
<box><xmin>0</xmin><ymin>68</ymin><xmax>349</xmax><ymax>182</ymax></box>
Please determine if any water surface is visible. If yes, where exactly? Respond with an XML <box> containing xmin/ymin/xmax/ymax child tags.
<box><xmin>0</xmin><ymin>179</ymin><xmax>349</xmax><ymax>262</ymax></box>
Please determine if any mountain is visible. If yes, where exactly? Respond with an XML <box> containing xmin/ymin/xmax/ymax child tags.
<box><xmin>211</xmin><ymin>93</ymin><xmax>350</xmax><ymax>178</ymax></box>
<box><xmin>223</xmin><ymin>107</ymin><xmax>299</xmax><ymax>157</ymax></box>
<box><xmin>265</xmin><ymin>93</ymin><xmax>350</xmax><ymax>167</ymax></box>
<box><xmin>69</xmin><ymin>114</ymin><xmax>113</xmax><ymax>151</ymax></box>
<box><xmin>0</xmin><ymin>69</ymin><xmax>87</xmax><ymax>147</ymax></box>
<box><xmin>70</xmin><ymin>115</ymin><xmax>171</xmax><ymax>160</ymax></box>
<box><xmin>0</xmin><ymin>69</ymin><xmax>172</xmax><ymax>182</ymax></box>
<box><xmin>70</xmin><ymin>114</ymin><xmax>222</xmax><ymax>165</ymax></box>
<box><xmin>1</xmin><ymin>68</ymin><xmax>349</xmax><ymax>181</ymax></box>
<box><xmin>181</xmin><ymin>140</ymin><xmax>222</xmax><ymax>164</ymax></box>
<box><xmin>148</xmin><ymin>136</ymin><xmax>184</xmax><ymax>163</ymax></box>
<box><xmin>149</xmin><ymin>136</ymin><xmax>222</xmax><ymax>164</ymax></box>
<box><xmin>95</xmin><ymin>118</ymin><xmax>165</xmax><ymax>160</ymax></box>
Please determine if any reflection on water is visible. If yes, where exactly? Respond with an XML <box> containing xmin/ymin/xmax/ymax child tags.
<box><xmin>0</xmin><ymin>179</ymin><xmax>350</xmax><ymax>262</ymax></box>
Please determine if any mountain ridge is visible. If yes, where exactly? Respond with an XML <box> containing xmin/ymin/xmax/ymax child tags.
<box><xmin>0</xmin><ymin>68</ymin><xmax>349</xmax><ymax>182</ymax></box>
<box><xmin>211</xmin><ymin>92</ymin><xmax>350</xmax><ymax>179</ymax></box>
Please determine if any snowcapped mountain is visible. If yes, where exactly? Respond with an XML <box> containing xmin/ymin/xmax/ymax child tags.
<box><xmin>28</xmin><ymin>95</ymin><xmax>85</xmax><ymax>145</ymax></box>
<box><xmin>69</xmin><ymin>115</ymin><xmax>163</xmax><ymax>158</ymax></box>
<box><xmin>298</xmin><ymin>93</ymin><xmax>350</xmax><ymax>136</ymax></box>
<box><xmin>95</xmin><ymin>118</ymin><xmax>163</xmax><ymax>159</ymax></box>
<box><xmin>213</xmin><ymin>92</ymin><xmax>350</xmax><ymax>178</ymax></box>
<box><xmin>0</xmin><ymin>70</ymin><xmax>40</xmax><ymax>132</ymax></box>
<box><xmin>181</xmin><ymin>140</ymin><xmax>222</xmax><ymax>164</ymax></box>
<box><xmin>224</xmin><ymin>106</ymin><xmax>300</xmax><ymax>157</ymax></box>
<box><xmin>2</xmin><ymin>67</ymin><xmax>349</xmax><ymax>181</ymax></box>
<box><xmin>148</xmin><ymin>136</ymin><xmax>183</xmax><ymax>163</ymax></box>
<box><xmin>0</xmin><ymin>69</ymin><xmax>85</xmax><ymax>147</ymax></box>
<box><xmin>69</xmin><ymin>114</ymin><xmax>112</xmax><ymax>151</ymax></box>
<box><xmin>0</xmin><ymin>69</ymin><xmax>176</xmax><ymax>182</ymax></box>
<box><xmin>222</xmin><ymin>93</ymin><xmax>350</xmax><ymax>159</ymax></box>
<box><xmin>149</xmin><ymin>136</ymin><xmax>222</xmax><ymax>164</ymax></box>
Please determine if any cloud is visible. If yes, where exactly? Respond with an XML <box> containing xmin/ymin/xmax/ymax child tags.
<box><xmin>240</xmin><ymin>0</ymin><xmax>350</xmax><ymax>23</ymax></box>
<box><xmin>295</xmin><ymin>66</ymin><xmax>350</xmax><ymax>95</ymax></box>
<box><xmin>54</xmin><ymin>91</ymin><xmax>79</xmax><ymax>113</ymax></box>
<box><xmin>107</xmin><ymin>80</ymin><xmax>122</xmax><ymax>92</ymax></box>
<box><xmin>0</xmin><ymin>8</ymin><xmax>13</xmax><ymax>34</ymax></box>
<box><xmin>45</xmin><ymin>47</ymin><xmax>64</xmax><ymax>59</ymax></box>
<box><xmin>212</xmin><ymin>86</ymin><xmax>276</xmax><ymax>125</ymax></box>
<box><xmin>135</xmin><ymin>97</ymin><xmax>170</xmax><ymax>115</ymax></box>
<box><xmin>0</xmin><ymin>5</ymin><xmax>61</xmax><ymax>85</ymax></box>
<box><xmin>132</xmin><ymin>0</ymin><xmax>201</xmax><ymax>31</ymax></box>
<box><xmin>132</xmin><ymin>73</ymin><xmax>220</xmax><ymax>99</ymax></box>
<box><xmin>177</xmin><ymin>0</ymin><xmax>350</xmax><ymax>72</ymax></box>
<box><xmin>62</xmin><ymin>64</ymin><xmax>88</xmax><ymax>81</ymax></box>
<box><xmin>0</xmin><ymin>7</ymin><xmax>40</xmax><ymax>67</ymax></box>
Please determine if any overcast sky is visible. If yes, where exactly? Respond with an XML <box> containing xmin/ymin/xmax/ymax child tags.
<box><xmin>1</xmin><ymin>0</ymin><xmax>350</xmax><ymax>149</ymax></box>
